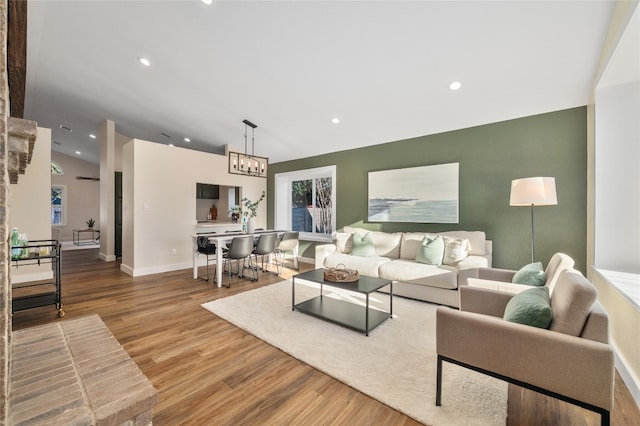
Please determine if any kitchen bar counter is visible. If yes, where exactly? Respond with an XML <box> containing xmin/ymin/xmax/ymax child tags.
<box><xmin>195</xmin><ymin>221</ymin><xmax>242</xmax><ymax>234</ymax></box>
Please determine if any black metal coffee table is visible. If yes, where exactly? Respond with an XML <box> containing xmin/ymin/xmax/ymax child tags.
<box><xmin>292</xmin><ymin>269</ymin><xmax>393</xmax><ymax>336</ymax></box>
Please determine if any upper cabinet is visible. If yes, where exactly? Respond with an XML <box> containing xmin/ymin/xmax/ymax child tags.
<box><xmin>196</xmin><ymin>183</ymin><xmax>220</xmax><ymax>199</ymax></box>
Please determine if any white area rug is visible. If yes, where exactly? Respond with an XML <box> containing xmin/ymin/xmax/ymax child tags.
<box><xmin>202</xmin><ymin>280</ymin><xmax>507</xmax><ymax>425</ymax></box>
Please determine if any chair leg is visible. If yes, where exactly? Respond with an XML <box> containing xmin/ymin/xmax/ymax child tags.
<box><xmin>436</xmin><ymin>355</ymin><xmax>443</xmax><ymax>406</ymax></box>
<box><xmin>224</xmin><ymin>258</ymin><xmax>232</xmax><ymax>288</ymax></box>
<box><xmin>273</xmin><ymin>252</ymin><xmax>280</xmax><ymax>275</ymax></box>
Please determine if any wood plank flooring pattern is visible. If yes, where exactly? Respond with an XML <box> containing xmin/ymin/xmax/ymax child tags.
<box><xmin>11</xmin><ymin>249</ymin><xmax>640</xmax><ymax>425</ymax></box>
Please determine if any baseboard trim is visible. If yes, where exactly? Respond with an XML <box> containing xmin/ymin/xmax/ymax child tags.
<box><xmin>99</xmin><ymin>252</ymin><xmax>116</xmax><ymax>262</ymax></box>
<box><xmin>612</xmin><ymin>342</ymin><xmax>640</xmax><ymax>408</ymax></box>
<box><xmin>120</xmin><ymin>263</ymin><xmax>134</xmax><ymax>276</ymax></box>
<box><xmin>120</xmin><ymin>261</ymin><xmax>194</xmax><ymax>277</ymax></box>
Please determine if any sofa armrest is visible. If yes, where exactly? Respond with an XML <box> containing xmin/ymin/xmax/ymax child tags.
<box><xmin>467</xmin><ymin>277</ymin><xmax>533</xmax><ymax>295</ymax></box>
<box><xmin>315</xmin><ymin>243</ymin><xmax>337</xmax><ymax>269</ymax></box>
<box><xmin>436</xmin><ymin>308</ymin><xmax>614</xmax><ymax>411</ymax></box>
<box><xmin>477</xmin><ymin>267</ymin><xmax>517</xmax><ymax>282</ymax></box>
<box><xmin>459</xmin><ymin>285</ymin><xmax>514</xmax><ymax>317</ymax></box>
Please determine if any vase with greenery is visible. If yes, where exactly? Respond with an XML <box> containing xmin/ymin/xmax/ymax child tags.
<box><xmin>232</xmin><ymin>191</ymin><xmax>266</xmax><ymax>233</ymax></box>
<box><xmin>86</xmin><ymin>218</ymin><xmax>96</xmax><ymax>229</ymax></box>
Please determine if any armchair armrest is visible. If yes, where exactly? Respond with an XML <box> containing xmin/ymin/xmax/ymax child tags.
<box><xmin>459</xmin><ymin>285</ymin><xmax>514</xmax><ymax>317</ymax></box>
<box><xmin>315</xmin><ymin>243</ymin><xmax>337</xmax><ymax>269</ymax></box>
<box><xmin>467</xmin><ymin>277</ymin><xmax>533</xmax><ymax>295</ymax></box>
<box><xmin>436</xmin><ymin>307</ymin><xmax>614</xmax><ymax>411</ymax></box>
<box><xmin>477</xmin><ymin>267</ymin><xmax>517</xmax><ymax>282</ymax></box>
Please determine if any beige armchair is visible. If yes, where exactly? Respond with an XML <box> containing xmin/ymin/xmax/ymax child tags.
<box><xmin>436</xmin><ymin>269</ymin><xmax>614</xmax><ymax>426</ymax></box>
<box><xmin>466</xmin><ymin>252</ymin><xmax>575</xmax><ymax>294</ymax></box>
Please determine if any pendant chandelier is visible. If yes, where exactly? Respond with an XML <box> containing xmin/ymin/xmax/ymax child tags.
<box><xmin>228</xmin><ymin>119</ymin><xmax>268</xmax><ymax>178</ymax></box>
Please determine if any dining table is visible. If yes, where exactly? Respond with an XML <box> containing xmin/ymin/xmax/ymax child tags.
<box><xmin>192</xmin><ymin>229</ymin><xmax>288</xmax><ymax>288</ymax></box>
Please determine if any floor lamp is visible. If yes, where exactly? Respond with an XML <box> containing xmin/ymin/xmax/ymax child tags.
<box><xmin>510</xmin><ymin>177</ymin><xmax>558</xmax><ymax>263</ymax></box>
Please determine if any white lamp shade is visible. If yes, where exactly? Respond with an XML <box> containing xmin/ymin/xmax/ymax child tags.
<box><xmin>510</xmin><ymin>177</ymin><xmax>558</xmax><ymax>206</ymax></box>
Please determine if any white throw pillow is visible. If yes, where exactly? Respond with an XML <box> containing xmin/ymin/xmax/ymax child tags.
<box><xmin>442</xmin><ymin>236</ymin><xmax>471</xmax><ymax>265</ymax></box>
<box><xmin>440</xmin><ymin>231</ymin><xmax>486</xmax><ymax>255</ymax></box>
<box><xmin>335</xmin><ymin>232</ymin><xmax>353</xmax><ymax>254</ymax></box>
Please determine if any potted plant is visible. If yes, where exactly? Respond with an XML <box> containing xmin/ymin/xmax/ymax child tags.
<box><xmin>234</xmin><ymin>191</ymin><xmax>266</xmax><ymax>232</ymax></box>
<box><xmin>86</xmin><ymin>218</ymin><xmax>96</xmax><ymax>229</ymax></box>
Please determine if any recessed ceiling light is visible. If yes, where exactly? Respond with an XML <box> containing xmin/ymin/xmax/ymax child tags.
<box><xmin>75</xmin><ymin>150</ymin><xmax>81</xmax><ymax>155</ymax></box>
<box><xmin>449</xmin><ymin>81</ymin><xmax>462</xmax><ymax>91</ymax></box>
<box><xmin>138</xmin><ymin>57</ymin><xmax>151</xmax><ymax>67</ymax></box>
<box><xmin>168</xmin><ymin>144</ymin><xmax>175</xmax><ymax>147</ymax></box>
<box><xmin>184</xmin><ymin>137</ymin><xmax>191</xmax><ymax>143</ymax></box>
<box><xmin>89</xmin><ymin>134</ymin><xmax>96</xmax><ymax>139</ymax></box>
<box><xmin>201</xmin><ymin>0</ymin><xmax>213</xmax><ymax>4</ymax></box>
<box><xmin>59</xmin><ymin>124</ymin><xmax>72</xmax><ymax>132</ymax></box>
<box><xmin>331</xmin><ymin>118</ymin><xmax>340</xmax><ymax>124</ymax></box>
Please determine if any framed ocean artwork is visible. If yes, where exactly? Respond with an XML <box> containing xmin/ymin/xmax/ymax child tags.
<box><xmin>367</xmin><ymin>163</ymin><xmax>459</xmax><ymax>223</ymax></box>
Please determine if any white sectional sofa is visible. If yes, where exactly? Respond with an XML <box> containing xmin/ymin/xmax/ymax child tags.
<box><xmin>315</xmin><ymin>226</ymin><xmax>492</xmax><ymax>307</ymax></box>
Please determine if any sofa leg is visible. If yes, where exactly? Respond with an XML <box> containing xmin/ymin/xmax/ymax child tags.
<box><xmin>436</xmin><ymin>354</ymin><xmax>443</xmax><ymax>406</ymax></box>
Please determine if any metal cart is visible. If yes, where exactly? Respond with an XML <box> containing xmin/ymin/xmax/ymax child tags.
<box><xmin>11</xmin><ymin>239</ymin><xmax>64</xmax><ymax>317</ymax></box>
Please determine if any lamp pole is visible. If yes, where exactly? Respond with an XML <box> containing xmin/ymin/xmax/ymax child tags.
<box><xmin>529</xmin><ymin>203</ymin><xmax>535</xmax><ymax>263</ymax></box>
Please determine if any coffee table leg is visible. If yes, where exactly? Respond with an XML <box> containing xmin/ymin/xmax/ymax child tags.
<box><xmin>366</xmin><ymin>293</ymin><xmax>370</xmax><ymax>336</ymax></box>
<box><xmin>292</xmin><ymin>277</ymin><xmax>295</xmax><ymax>311</ymax></box>
<box><xmin>390</xmin><ymin>282</ymin><xmax>393</xmax><ymax>317</ymax></box>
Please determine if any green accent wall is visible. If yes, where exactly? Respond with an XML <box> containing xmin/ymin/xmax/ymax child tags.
<box><xmin>268</xmin><ymin>107</ymin><xmax>587</xmax><ymax>272</ymax></box>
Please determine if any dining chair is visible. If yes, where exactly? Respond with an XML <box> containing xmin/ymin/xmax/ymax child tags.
<box><xmin>196</xmin><ymin>236</ymin><xmax>216</xmax><ymax>282</ymax></box>
<box><xmin>274</xmin><ymin>231</ymin><xmax>299</xmax><ymax>271</ymax></box>
<box><xmin>223</xmin><ymin>235</ymin><xmax>257</xmax><ymax>287</ymax></box>
<box><xmin>252</xmin><ymin>233</ymin><xmax>278</xmax><ymax>274</ymax></box>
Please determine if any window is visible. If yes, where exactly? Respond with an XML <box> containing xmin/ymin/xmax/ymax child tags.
<box><xmin>275</xmin><ymin>166</ymin><xmax>336</xmax><ymax>241</ymax></box>
<box><xmin>51</xmin><ymin>185</ymin><xmax>66</xmax><ymax>226</ymax></box>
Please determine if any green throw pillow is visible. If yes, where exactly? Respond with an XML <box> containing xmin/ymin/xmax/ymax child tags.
<box><xmin>415</xmin><ymin>235</ymin><xmax>444</xmax><ymax>266</ymax></box>
<box><xmin>350</xmin><ymin>233</ymin><xmax>376</xmax><ymax>257</ymax></box>
<box><xmin>503</xmin><ymin>287</ymin><xmax>553</xmax><ymax>329</ymax></box>
<box><xmin>512</xmin><ymin>262</ymin><xmax>546</xmax><ymax>286</ymax></box>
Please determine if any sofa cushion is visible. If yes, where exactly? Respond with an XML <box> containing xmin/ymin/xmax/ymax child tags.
<box><xmin>503</xmin><ymin>286</ymin><xmax>553</xmax><ymax>329</ymax></box>
<box><xmin>400</xmin><ymin>232</ymin><xmax>429</xmax><ymax>260</ymax></box>
<box><xmin>371</xmin><ymin>231</ymin><xmax>402</xmax><ymax>257</ymax></box>
<box><xmin>343</xmin><ymin>227</ymin><xmax>402</xmax><ymax>258</ymax></box>
<box><xmin>323</xmin><ymin>253</ymin><xmax>389</xmax><ymax>278</ymax></box>
<box><xmin>442</xmin><ymin>236</ymin><xmax>471</xmax><ymax>265</ymax></box>
<box><xmin>549</xmin><ymin>270</ymin><xmax>598</xmax><ymax>336</ymax></box>
<box><xmin>512</xmin><ymin>262</ymin><xmax>546</xmax><ymax>286</ymax></box>
<box><xmin>440</xmin><ymin>231</ymin><xmax>487</xmax><ymax>255</ymax></box>
<box><xmin>351</xmin><ymin>233</ymin><xmax>376</xmax><ymax>257</ymax></box>
<box><xmin>379</xmin><ymin>260</ymin><xmax>458</xmax><ymax>290</ymax></box>
<box><xmin>335</xmin><ymin>232</ymin><xmax>353</xmax><ymax>254</ymax></box>
<box><xmin>415</xmin><ymin>235</ymin><xmax>444</xmax><ymax>266</ymax></box>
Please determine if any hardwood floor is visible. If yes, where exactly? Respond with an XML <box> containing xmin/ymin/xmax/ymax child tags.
<box><xmin>11</xmin><ymin>249</ymin><xmax>640</xmax><ymax>425</ymax></box>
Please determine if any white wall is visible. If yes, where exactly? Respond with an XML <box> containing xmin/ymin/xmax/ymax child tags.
<box><xmin>121</xmin><ymin>139</ymin><xmax>266</xmax><ymax>276</ymax></box>
<box><xmin>114</xmin><ymin>131</ymin><xmax>130</xmax><ymax>172</ymax></box>
<box><xmin>590</xmin><ymin>1</ymin><xmax>640</xmax><ymax>406</ymax></box>
<box><xmin>9</xmin><ymin>127</ymin><xmax>52</xmax><ymax>283</ymax></box>
<box><xmin>51</xmin><ymin>152</ymin><xmax>100</xmax><ymax>242</ymax></box>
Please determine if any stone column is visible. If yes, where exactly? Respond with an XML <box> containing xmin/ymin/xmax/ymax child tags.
<box><xmin>1</xmin><ymin>0</ymin><xmax>11</xmax><ymax>423</ymax></box>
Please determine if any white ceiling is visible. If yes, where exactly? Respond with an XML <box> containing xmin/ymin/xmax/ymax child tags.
<box><xmin>25</xmin><ymin>1</ymin><xmax>616</xmax><ymax>166</ymax></box>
